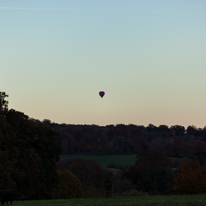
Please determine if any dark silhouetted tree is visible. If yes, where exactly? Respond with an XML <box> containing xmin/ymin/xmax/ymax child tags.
<box><xmin>170</xmin><ymin>125</ymin><xmax>185</xmax><ymax>136</ymax></box>
<box><xmin>123</xmin><ymin>150</ymin><xmax>173</xmax><ymax>194</ymax></box>
<box><xmin>173</xmin><ymin>160</ymin><xmax>206</xmax><ymax>194</ymax></box>
<box><xmin>0</xmin><ymin>92</ymin><xmax>8</xmax><ymax>117</ymax></box>
<box><xmin>0</xmin><ymin>95</ymin><xmax>62</xmax><ymax>200</ymax></box>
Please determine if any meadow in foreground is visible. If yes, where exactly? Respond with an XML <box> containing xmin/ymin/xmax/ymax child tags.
<box><xmin>13</xmin><ymin>195</ymin><xmax>206</xmax><ymax>206</ymax></box>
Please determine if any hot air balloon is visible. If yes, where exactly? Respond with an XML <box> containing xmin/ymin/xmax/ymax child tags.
<box><xmin>99</xmin><ymin>91</ymin><xmax>105</xmax><ymax>98</ymax></box>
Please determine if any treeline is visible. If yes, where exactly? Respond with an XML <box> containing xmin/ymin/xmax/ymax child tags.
<box><xmin>31</xmin><ymin>116</ymin><xmax>206</xmax><ymax>196</ymax></box>
<box><xmin>33</xmin><ymin>119</ymin><xmax>206</xmax><ymax>161</ymax></box>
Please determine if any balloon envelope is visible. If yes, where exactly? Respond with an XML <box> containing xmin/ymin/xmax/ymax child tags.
<box><xmin>99</xmin><ymin>91</ymin><xmax>105</xmax><ymax>98</ymax></box>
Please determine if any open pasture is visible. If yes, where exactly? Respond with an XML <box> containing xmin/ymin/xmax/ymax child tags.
<box><xmin>60</xmin><ymin>154</ymin><xmax>137</xmax><ymax>167</ymax></box>
<box><xmin>14</xmin><ymin>195</ymin><xmax>206</xmax><ymax>206</ymax></box>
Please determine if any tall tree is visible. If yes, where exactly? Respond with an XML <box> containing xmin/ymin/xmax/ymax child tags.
<box><xmin>0</xmin><ymin>92</ymin><xmax>8</xmax><ymax>117</ymax></box>
<box><xmin>32</xmin><ymin>123</ymin><xmax>62</xmax><ymax>198</ymax></box>
<box><xmin>0</xmin><ymin>117</ymin><xmax>18</xmax><ymax>193</ymax></box>
<box><xmin>0</xmin><ymin>107</ymin><xmax>62</xmax><ymax>199</ymax></box>
<box><xmin>123</xmin><ymin>150</ymin><xmax>173</xmax><ymax>195</ymax></box>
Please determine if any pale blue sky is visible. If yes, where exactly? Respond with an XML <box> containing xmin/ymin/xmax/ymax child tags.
<box><xmin>1</xmin><ymin>0</ymin><xmax>206</xmax><ymax>127</ymax></box>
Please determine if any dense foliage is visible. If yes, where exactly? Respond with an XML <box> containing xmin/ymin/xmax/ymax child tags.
<box><xmin>123</xmin><ymin>150</ymin><xmax>174</xmax><ymax>195</ymax></box>
<box><xmin>53</xmin><ymin>170</ymin><xmax>82</xmax><ymax>199</ymax></box>
<box><xmin>0</xmin><ymin>92</ymin><xmax>62</xmax><ymax>200</ymax></box>
<box><xmin>173</xmin><ymin>160</ymin><xmax>206</xmax><ymax>194</ymax></box>
<box><xmin>38</xmin><ymin>120</ymin><xmax>206</xmax><ymax>160</ymax></box>
<box><xmin>57</xmin><ymin>158</ymin><xmax>105</xmax><ymax>197</ymax></box>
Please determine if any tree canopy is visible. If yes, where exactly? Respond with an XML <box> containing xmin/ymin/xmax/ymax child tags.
<box><xmin>0</xmin><ymin>92</ymin><xmax>62</xmax><ymax>200</ymax></box>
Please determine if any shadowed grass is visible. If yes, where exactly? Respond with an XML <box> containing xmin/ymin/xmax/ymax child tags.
<box><xmin>13</xmin><ymin>195</ymin><xmax>206</xmax><ymax>206</ymax></box>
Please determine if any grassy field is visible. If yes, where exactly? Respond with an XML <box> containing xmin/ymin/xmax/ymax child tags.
<box><xmin>13</xmin><ymin>195</ymin><xmax>206</xmax><ymax>206</ymax></box>
<box><xmin>60</xmin><ymin>154</ymin><xmax>137</xmax><ymax>167</ymax></box>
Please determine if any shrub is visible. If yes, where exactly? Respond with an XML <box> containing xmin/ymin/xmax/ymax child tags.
<box><xmin>57</xmin><ymin>158</ymin><xmax>104</xmax><ymax>197</ymax></box>
<box><xmin>53</xmin><ymin>170</ymin><xmax>82</xmax><ymax>199</ymax></box>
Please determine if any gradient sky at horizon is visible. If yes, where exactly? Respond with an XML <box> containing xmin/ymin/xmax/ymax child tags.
<box><xmin>1</xmin><ymin>0</ymin><xmax>206</xmax><ymax>128</ymax></box>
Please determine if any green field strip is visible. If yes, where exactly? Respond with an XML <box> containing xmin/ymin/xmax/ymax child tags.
<box><xmin>60</xmin><ymin>154</ymin><xmax>137</xmax><ymax>167</ymax></box>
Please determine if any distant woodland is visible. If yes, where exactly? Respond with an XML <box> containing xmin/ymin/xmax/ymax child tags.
<box><xmin>1</xmin><ymin>91</ymin><xmax>206</xmax><ymax>201</ymax></box>
<box><xmin>32</xmin><ymin>118</ymin><xmax>206</xmax><ymax>160</ymax></box>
